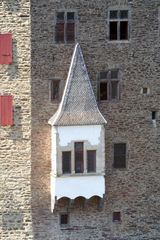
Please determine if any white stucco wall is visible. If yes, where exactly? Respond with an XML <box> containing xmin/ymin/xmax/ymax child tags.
<box><xmin>51</xmin><ymin>175</ymin><xmax>105</xmax><ymax>200</ymax></box>
<box><xmin>57</xmin><ymin>125</ymin><xmax>102</xmax><ymax>146</ymax></box>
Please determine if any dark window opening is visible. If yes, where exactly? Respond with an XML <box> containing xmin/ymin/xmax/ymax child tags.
<box><xmin>75</xmin><ymin>142</ymin><xmax>84</xmax><ymax>173</ymax></box>
<box><xmin>87</xmin><ymin>150</ymin><xmax>96</xmax><ymax>172</ymax></box>
<box><xmin>152</xmin><ymin>111</ymin><xmax>156</xmax><ymax>120</ymax></box>
<box><xmin>62</xmin><ymin>151</ymin><xmax>71</xmax><ymax>174</ymax></box>
<box><xmin>55</xmin><ymin>11</ymin><xmax>75</xmax><ymax>43</ymax></box>
<box><xmin>60</xmin><ymin>214</ymin><xmax>69</xmax><ymax>225</ymax></box>
<box><xmin>114</xmin><ymin>143</ymin><xmax>126</xmax><ymax>168</ymax></box>
<box><xmin>110</xmin><ymin>22</ymin><xmax>118</xmax><ymax>40</ymax></box>
<box><xmin>120</xmin><ymin>21</ymin><xmax>128</xmax><ymax>40</ymax></box>
<box><xmin>113</xmin><ymin>212</ymin><xmax>121</xmax><ymax>222</ymax></box>
<box><xmin>109</xmin><ymin>10</ymin><xmax>129</xmax><ymax>41</ymax></box>
<box><xmin>100</xmin><ymin>82</ymin><xmax>108</xmax><ymax>100</ymax></box>
<box><xmin>111</xmin><ymin>69</ymin><xmax>119</xmax><ymax>79</ymax></box>
<box><xmin>142</xmin><ymin>87</ymin><xmax>148</xmax><ymax>94</ymax></box>
<box><xmin>50</xmin><ymin>80</ymin><xmax>60</xmax><ymax>101</ymax></box>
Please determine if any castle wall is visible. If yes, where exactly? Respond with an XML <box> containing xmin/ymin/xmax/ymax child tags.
<box><xmin>0</xmin><ymin>1</ymin><xmax>32</xmax><ymax>239</ymax></box>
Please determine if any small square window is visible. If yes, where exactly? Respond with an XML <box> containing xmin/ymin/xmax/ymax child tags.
<box><xmin>67</xmin><ymin>12</ymin><xmax>75</xmax><ymax>21</ymax></box>
<box><xmin>111</xmin><ymin>69</ymin><xmax>118</xmax><ymax>79</ymax></box>
<box><xmin>120</xmin><ymin>10</ymin><xmax>128</xmax><ymax>19</ymax></box>
<box><xmin>113</xmin><ymin>212</ymin><xmax>121</xmax><ymax>222</ymax></box>
<box><xmin>60</xmin><ymin>214</ymin><xmax>69</xmax><ymax>225</ymax></box>
<box><xmin>57</xmin><ymin>12</ymin><xmax>64</xmax><ymax>21</ymax></box>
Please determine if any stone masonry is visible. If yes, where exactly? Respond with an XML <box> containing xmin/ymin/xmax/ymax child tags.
<box><xmin>1</xmin><ymin>0</ymin><xmax>160</xmax><ymax>239</ymax></box>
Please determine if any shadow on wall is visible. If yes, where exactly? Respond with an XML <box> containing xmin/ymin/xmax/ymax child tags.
<box><xmin>8</xmin><ymin>39</ymin><xmax>20</xmax><ymax>80</ymax></box>
<box><xmin>2</xmin><ymin>0</ymin><xmax>21</xmax><ymax>12</ymax></box>
<box><xmin>9</xmin><ymin>106</ymin><xmax>23</xmax><ymax>140</ymax></box>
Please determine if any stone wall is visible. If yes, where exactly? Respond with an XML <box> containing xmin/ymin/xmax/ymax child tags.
<box><xmin>0</xmin><ymin>0</ymin><xmax>32</xmax><ymax>239</ymax></box>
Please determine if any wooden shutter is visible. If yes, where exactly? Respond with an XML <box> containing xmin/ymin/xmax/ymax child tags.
<box><xmin>55</xmin><ymin>22</ymin><xmax>64</xmax><ymax>43</ymax></box>
<box><xmin>0</xmin><ymin>33</ymin><xmax>12</xmax><ymax>64</ymax></box>
<box><xmin>66</xmin><ymin>22</ymin><xmax>75</xmax><ymax>42</ymax></box>
<box><xmin>114</xmin><ymin>143</ymin><xmax>126</xmax><ymax>168</ymax></box>
<box><xmin>0</xmin><ymin>95</ymin><xmax>13</xmax><ymax>126</ymax></box>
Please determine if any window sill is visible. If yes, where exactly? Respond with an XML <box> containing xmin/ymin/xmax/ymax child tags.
<box><xmin>108</xmin><ymin>40</ymin><xmax>130</xmax><ymax>44</ymax></box>
<box><xmin>58</xmin><ymin>172</ymin><xmax>105</xmax><ymax>177</ymax></box>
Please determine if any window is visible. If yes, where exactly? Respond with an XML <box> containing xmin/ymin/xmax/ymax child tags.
<box><xmin>62</xmin><ymin>151</ymin><xmax>71</xmax><ymax>174</ymax></box>
<box><xmin>109</xmin><ymin>10</ymin><xmax>129</xmax><ymax>41</ymax></box>
<box><xmin>0</xmin><ymin>33</ymin><xmax>12</xmax><ymax>64</ymax></box>
<box><xmin>0</xmin><ymin>95</ymin><xmax>13</xmax><ymax>126</ymax></box>
<box><xmin>152</xmin><ymin>111</ymin><xmax>156</xmax><ymax>120</ymax></box>
<box><xmin>50</xmin><ymin>80</ymin><xmax>60</xmax><ymax>101</ymax></box>
<box><xmin>87</xmin><ymin>150</ymin><xmax>96</xmax><ymax>172</ymax></box>
<box><xmin>75</xmin><ymin>142</ymin><xmax>84</xmax><ymax>173</ymax></box>
<box><xmin>98</xmin><ymin>69</ymin><xmax>120</xmax><ymax>101</ymax></box>
<box><xmin>113</xmin><ymin>211</ymin><xmax>121</xmax><ymax>222</ymax></box>
<box><xmin>55</xmin><ymin>11</ymin><xmax>75</xmax><ymax>43</ymax></box>
<box><xmin>113</xmin><ymin>143</ymin><xmax>126</xmax><ymax>168</ymax></box>
<box><xmin>60</xmin><ymin>214</ymin><xmax>69</xmax><ymax>225</ymax></box>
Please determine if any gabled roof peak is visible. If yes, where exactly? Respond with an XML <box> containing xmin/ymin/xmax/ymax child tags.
<box><xmin>49</xmin><ymin>43</ymin><xmax>106</xmax><ymax>126</ymax></box>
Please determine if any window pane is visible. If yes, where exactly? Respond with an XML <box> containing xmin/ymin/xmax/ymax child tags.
<box><xmin>57</xmin><ymin>12</ymin><xmax>64</xmax><ymax>21</ymax></box>
<box><xmin>113</xmin><ymin>212</ymin><xmax>121</xmax><ymax>222</ymax></box>
<box><xmin>120</xmin><ymin>21</ymin><xmax>128</xmax><ymax>40</ymax></box>
<box><xmin>114</xmin><ymin>143</ymin><xmax>126</xmax><ymax>168</ymax></box>
<box><xmin>62</xmin><ymin>151</ymin><xmax>71</xmax><ymax>174</ymax></box>
<box><xmin>111</xmin><ymin>81</ymin><xmax>118</xmax><ymax>99</ymax></box>
<box><xmin>120</xmin><ymin>10</ymin><xmax>128</xmax><ymax>19</ymax></box>
<box><xmin>109</xmin><ymin>22</ymin><xmax>118</xmax><ymax>40</ymax></box>
<box><xmin>66</xmin><ymin>22</ymin><xmax>75</xmax><ymax>42</ymax></box>
<box><xmin>110</xmin><ymin>10</ymin><xmax>118</xmax><ymax>19</ymax></box>
<box><xmin>111</xmin><ymin>70</ymin><xmax>118</xmax><ymax>79</ymax></box>
<box><xmin>50</xmin><ymin>80</ymin><xmax>60</xmax><ymax>101</ymax></box>
<box><xmin>100</xmin><ymin>82</ymin><xmax>108</xmax><ymax>100</ymax></box>
<box><xmin>75</xmin><ymin>142</ymin><xmax>83</xmax><ymax>173</ymax></box>
<box><xmin>55</xmin><ymin>22</ymin><xmax>64</xmax><ymax>42</ymax></box>
<box><xmin>100</xmin><ymin>71</ymin><xmax>108</xmax><ymax>79</ymax></box>
<box><xmin>87</xmin><ymin>150</ymin><xmax>96</xmax><ymax>172</ymax></box>
<box><xmin>67</xmin><ymin>12</ymin><xmax>75</xmax><ymax>21</ymax></box>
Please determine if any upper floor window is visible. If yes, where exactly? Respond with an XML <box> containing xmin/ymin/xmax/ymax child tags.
<box><xmin>109</xmin><ymin>10</ymin><xmax>129</xmax><ymax>41</ymax></box>
<box><xmin>113</xmin><ymin>143</ymin><xmax>126</xmax><ymax>168</ymax></box>
<box><xmin>55</xmin><ymin>11</ymin><xmax>75</xmax><ymax>43</ymax></box>
<box><xmin>49</xmin><ymin>79</ymin><xmax>60</xmax><ymax>102</ymax></box>
<box><xmin>75</xmin><ymin>142</ymin><xmax>84</xmax><ymax>173</ymax></box>
<box><xmin>98</xmin><ymin>69</ymin><xmax>120</xmax><ymax>101</ymax></box>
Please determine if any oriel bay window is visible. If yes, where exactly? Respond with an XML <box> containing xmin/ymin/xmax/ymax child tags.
<box><xmin>55</xmin><ymin>11</ymin><xmax>75</xmax><ymax>43</ymax></box>
<box><xmin>61</xmin><ymin>142</ymin><xmax>97</xmax><ymax>174</ymax></box>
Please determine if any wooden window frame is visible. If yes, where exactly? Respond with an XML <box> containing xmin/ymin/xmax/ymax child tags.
<box><xmin>55</xmin><ymin>11</ymin><xmax>76</xmax><ymax>44</ymax></box>
<box><xmin>109</xmin><ymin>9</ymin><xmax>129</xmax><ymax>41</ymax></box>
<box><xmin>98</xmin><ymin>69</ymin><xmax>120</xmax><ymax>101</ymax></box>
<box><xmin>60</xmin><ymin>213</ymin><xmax>69</xmax><ymax>226</ymax></box>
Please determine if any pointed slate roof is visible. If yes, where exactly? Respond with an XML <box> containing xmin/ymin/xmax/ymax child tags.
<box><xmin>49</xmin><ymin>43</ymin><xmax>106</xmax><ymax>126</ymax></box>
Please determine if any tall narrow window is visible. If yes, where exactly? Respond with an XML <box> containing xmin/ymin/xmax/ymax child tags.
<box><xmin>62</xmin><ymin>151</ymin><xmax>71</xmax><ymax>174</ymax></box>
<box><xmin>98</xmin><ymin>69</ymin><xmax>120</xmax><ymax>101</ymax></box>
<box><xmin>87</xmin><ymin>150</ymin><xmax>96</xmax><ymax>172</ymax></box>
<box><xmin>0</xmin><ymin>95</ymin><xmax>13</xmax><ymax>126</ymax></box>
<box><xmin>114</xmin><ymin>143</ymin><xmax>126</xmax><ymax>168</ymax></box>
<box><xmin>75</xmin><ymin>142</ymin><xmax>83</xmax><ymax>173</ymax></box>
<box><xmin>55</xmin><ymin>11</ymin><xmax>75</xmax><ymax>43</ymax></box>
<box><xmin>109</xmin><ymin>10</ymin><xmax>129</xmax><ymax>41</ymax></box>
<box><xmin>50</xmin><ymin>80</ymin><xmax>60</xmax><ymax>101</ymax></box>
